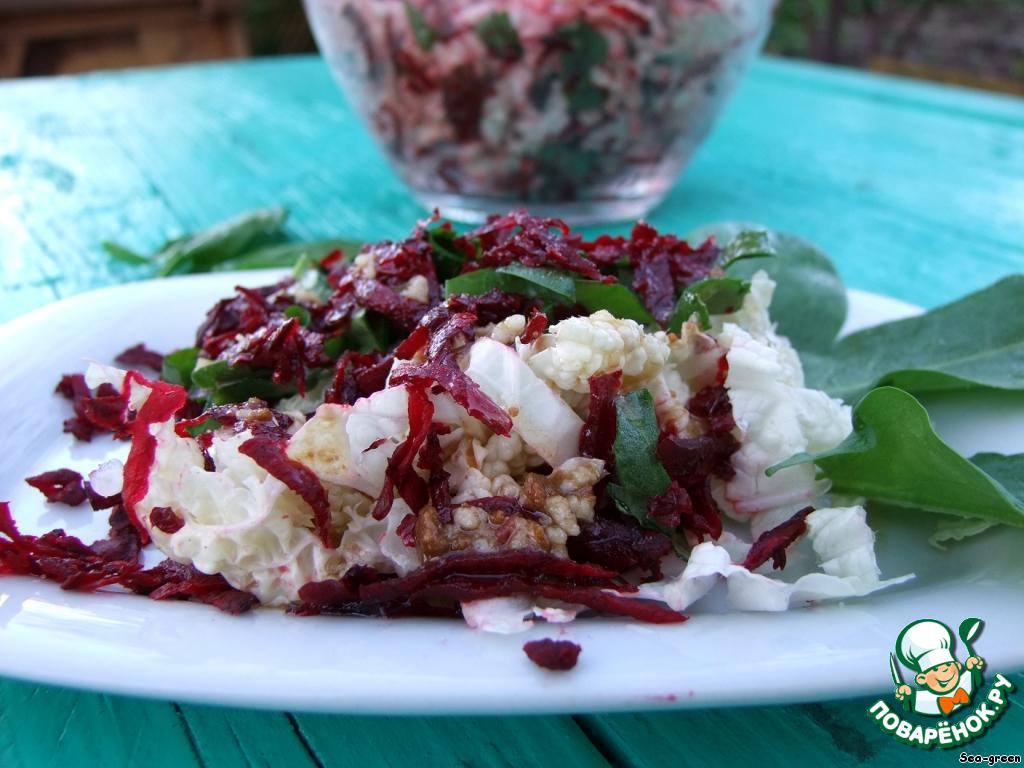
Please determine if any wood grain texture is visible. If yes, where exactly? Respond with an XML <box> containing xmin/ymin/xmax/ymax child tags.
<box><xmin>581</xmin><ymin>671</ymin><xmax>1024</xmax><ymax>767</ymax></box>
<box><xmin>1</xmin><ymin>55</ymin><xmax>1023</xmax><ymax>768</ymax></box>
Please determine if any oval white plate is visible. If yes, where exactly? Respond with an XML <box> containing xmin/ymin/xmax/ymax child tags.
<box><xmin>0</xmin><ymin>272</ymin><xmax>1022</xmax><ymax>714</ymax></box>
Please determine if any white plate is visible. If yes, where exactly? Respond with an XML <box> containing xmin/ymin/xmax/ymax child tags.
<box><xmin>0</xmin><ymin>272</ymin><xmax>1022</xmax><ymax>714</ymax></box>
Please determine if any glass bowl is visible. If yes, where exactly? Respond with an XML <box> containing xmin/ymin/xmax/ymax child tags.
<box><xmin>305</xmin><ymin>0</ymin><xmax>775</xmax><ymax>223</ymax></box>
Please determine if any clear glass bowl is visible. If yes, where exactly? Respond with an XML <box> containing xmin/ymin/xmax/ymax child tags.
<box><xmin>305</xmin><ymin>0</ymin><xmax>775</xmax><ymax>223</ymax></box>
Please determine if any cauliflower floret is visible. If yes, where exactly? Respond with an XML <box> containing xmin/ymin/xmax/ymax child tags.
<box><xmin>524</xmin><ymin>310</ymin><xmax>669</xmax><ymax>393</ymax></box>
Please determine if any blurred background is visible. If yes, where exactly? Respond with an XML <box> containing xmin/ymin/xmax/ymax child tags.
<box><xmin>1</xmin><ymin>0</ymin><xmax>1021</xmax><ymax>95</ymax></box>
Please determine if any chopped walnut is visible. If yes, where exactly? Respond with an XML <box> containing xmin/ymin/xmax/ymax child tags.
<box><xmin>414</xmin><ymin>503</ymin><xmax>553</xmax><ymax>559</ymax></box>
<box><xmin>520</xmin><ymin>457</ymin><xmax>604</xmax><ymax>538</ymax></box>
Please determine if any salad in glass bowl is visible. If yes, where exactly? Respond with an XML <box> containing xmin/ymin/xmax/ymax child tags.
<box><xmin>304</xmin><ymin>0</ymin><xmax>776</xmax><ymax>223</ymax></box>
<box><xmin>5</xmin><ymin>211</ymin><xmax>1023</xmax><ymax>671</ymax></box>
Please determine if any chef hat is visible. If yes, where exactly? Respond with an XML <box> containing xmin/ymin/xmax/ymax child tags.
<box><xmin>896</xmin><ymin>619</ymin><xmax>956</xmax><ymax>673</ymax></box>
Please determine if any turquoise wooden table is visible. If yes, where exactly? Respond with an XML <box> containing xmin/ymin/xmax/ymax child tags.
<box><xmin>1</xmin><ymin>54</ymin><xmax>1023</xmax><ymax>767</ymax></box>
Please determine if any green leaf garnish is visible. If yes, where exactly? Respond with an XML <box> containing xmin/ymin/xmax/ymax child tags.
<box><xmin>692</xmin><ymin>223</ymin><xmax>847</xmax><ymax>355</ymax></box>
<box><xmin>803</xmin><ymin>276</ymin><xmax>1024</xmax><ymax>403</ymax></box>
<box><xmin>404</xmin><ymin>1</ymin><xmax>437</xmax><ymax>50</ymax></box>
<box><xmin>720</xmin><ymin>230</ymin><xmax>777</xmax><ymax>270</ymax></box>
<box><xmin>768</xmin><ymin>387</ymin><xmax>1024</xmax><ymax>529</ymax></box>
<box><xmin>667</xmin><ymin>277</ymin><xmax>751</xmax><ymax>332</ymax></box>
<box><xmin>609</xmin><ymin>389</ymin><xmax>671</xmax><ymax>501</ymax></box>
<box><xmin>427</xmin><ymin>226</ymin><xmax>468</xmax><ymax>282</ymax></box>
<box><xmin>161</xmin><ymin>347</ymin><xmax>199</xmax><ymax>389</ymax></box>
<box><xmin>445</xmin><ymin>265</ymin><xmax>576</xmax><ymax>305</ymax></box>
<box><xmin>155</xmin><ymin>207</ymin><xmax>289</xmax><ymax>276</ymax></box>
<box><xmin>284</xmin><ymin>305</ymin><xmax>312</xmax><ymax>327</ymax></box>
<box><xmin>574</xmin><ymin>280</ymin><xmax>655</xmax><ymax>325</ymax></box>
<box><xmin>102</xmin><ymin>241</ymin><xmax>150</xmax><ymax>265</ymax></box>
<box><xmin>475</xmin><ymin>11</ymin><xmax>522</xmax><ymax>60</ymax></box>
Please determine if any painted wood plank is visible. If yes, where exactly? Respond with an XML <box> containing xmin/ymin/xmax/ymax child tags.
<box><xmin>0</xmin><ymin>678</ymin><xmax>201</xmax><ymax>768</ymax></box>
<box><xmin>582</xmin><ymin>671</ymin><xmax>1024</xmax><ymax>768</ymax></box>
<box><xmin>290</xmin><ymin>712</ymin><xmax>612</xmax><ymax>768</ymax></box>
<box><xmin>177</xmin><ymin>704</ymin><xmax>320</xmax><ymax>768</ymax></box>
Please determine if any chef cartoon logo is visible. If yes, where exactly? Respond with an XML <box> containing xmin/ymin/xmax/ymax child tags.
<box><xmin>866</xmin><ymin>617</ymin><xmax>1017</xmax><ymax>750</ymax></box>
<box><xmin>891</xmin><ymin>618</ymin><xmax>983</xmax><ymax>716</ymax></box>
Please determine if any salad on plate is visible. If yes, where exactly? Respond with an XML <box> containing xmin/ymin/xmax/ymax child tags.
<box><xmin>3</xmin><ymin>210</ymin><xmax>1022</xmax><ymax>671</ymax></box>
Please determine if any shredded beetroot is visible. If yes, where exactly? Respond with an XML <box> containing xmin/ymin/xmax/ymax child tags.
<box><xmin>523</xmin><ymin>639</ymin><xmax>582</xmax><ymax>671</ymax></box>
<box><xmin>688</xmin><ymin>385</ymin><xmax>737</xmax><ymax>436</ymax></box>
<box><xmin>149</xmin><ymin>506</ymin><xmax>184</xmax><ymax>534</ymax></box>
<box><xmin>55</xmin><ymin>374</ymin><xmax>131</xmax><ymax>442</ymax></box>
<box><xmin>174</xmin><ymin>399</ymin><xmax>294</xmax><ymax>440</ymax></box>
<box><xmin>325</xmin><ymin>351</ymin><xmax>393</xmax><ymax>406</ymax></box>
<box><xmin>125</xmin><ymin>559</ymin><xmax>258</xmax><ymax>614</ymax></box>
<box><xmin>121</xmin><ymin>373</ymin><xmax>190</xmax><ymax>543</ymax></box>
<box><xmin>25</xmin><ymin>469</ymin><xmax>87</xmax><ymax>506</ymax></box>
<box><xmin>461</xmin><ymin>210</ymin><xmax>608</xmax><ymax>282</ymax></box>
<box><xmin>567</xmin><ymin>517</ymin><xmax>671</xmax><ymax>578</ymax></box>
<box><xmin>518</xmin><ymin>309</ymin><xmax>549</xmax><ymax>344</ymax></box>
<box><xmin>396</xmin><ymin>513</ymin><xmax>418</xmax><ymax>547</ymax></box>
<box><xmin>579</xmin><ymin>371</ymin><xmax>622</xmax><ymax>465</ymax></box>
<box><xmin>0</xmin><ymin>501</ymin><xmax>141</xmax><ymax>590</ymax></box>
<box><xmin>238</xmin><ymin>436</ymin><xmax>332</xmax><ymax>548</ymax></box>
<box><xmin>646</xmin><ymin>482</ymin><xmax>690</xmax><ymax>529</ymax></box>
<box><xmin>391</xmin><ymin>307</ymin><xmax>512</xmax><ymax>436</ymax></box>
<box><xmin>657</xmin><ymin>433</ymin><xmax>739</xmax><ymax>486</ymax></box>
<box><xmin>627</xmin><ymin>223</ymin><xmax>722</xmax><ymax>325</ymax></box>
<box><xmin>115</xmin><ymin>343</ymin><xmax>164</xmax><ymax>371</ymax></box>
<box><xmin>743</xmin><ymin>506</ymin><xmax>814</xmax><ymax>571</ymax></box>
<box><xmin>371</xmin><ymin>385</ymin><xmax>434</xmax><ymax>520</ymax></box>
<box><xmin>85</xmin><ymin>483</ymin><xmax>121</xmax><ymax>511</ymax></box>
<box><xmin>418</xmin><ymin>429</ymin><xmax>453</xmax><ymax>523</ymax></box>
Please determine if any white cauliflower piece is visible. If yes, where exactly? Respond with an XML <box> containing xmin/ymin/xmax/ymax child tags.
<box><xmin>524</xmin><ymin>310</ymin><xmax>669</xmax><ymax>393</ymax></box>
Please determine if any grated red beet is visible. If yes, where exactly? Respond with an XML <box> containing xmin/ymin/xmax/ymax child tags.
<box><xmin>371</xmin><ymin>384</ymin><xmax>434</xmax><ymax>520</ymax></box>
<box><xmin>25</xmin><ymin>469</ymin><xmax>87</xmax><ymax>506</ymax></box>
<box><xmin>624</xmin><ymin>222</ymin><xmax>722</xmax><ymax>325</ymax></box>
<box><xmin>446</xmin><ymin>290</ymin><xmax>534</xmax><ymax>325</ymax></box>
<box><xmin>121</xmin><ymin>373</ymin><xmax>190</xmax><ymax>543</ymax></box>
<box><xmin>523</xmin><ymin>639</ymin><xmax>581</xmax><ymax>671</ymax></box>
<box><xmin>390</xmin><ymin>307</ymin><xmax>512</xmax><ymax>436</ymax></box>
<box><xmin>567</xmin><ymin>516</ymin><xmax>671</xmax><ymax>578</ymax></box>
<box><xmin>461</xmin><ymin>210</ymin><xmax>608</xmax><ymax>282</ymax></box>
<box><xmin>55</xmin><ymin>374</ymin><xmax>131</xmax><ymax>442</ymax></box>
<box><xmin>519</xmin><ymin>308</ymin><xmax>549</xmax><ymax>344</ymax></box>
<box><xmin>149</xmin><ymin>506</ymin><xmax>185</xmax><ymax>534</ymax></box>
<box><xmin>293</xmin><ymin>548</ymin><xmax>688</xmax><ymax>624</ymax></box>
<box><xmin>222</xmin><ymin>316</ymin><xmax>308</xmax><ymax>393</ymax></box>
<box><xmin>688</xmin><ymin>385</ymin><xmax>737</xmax><ymax>436</ymax></box>
<box><xmin>115</xmin><ymin>343</ymin><xmax>164</xmax><ymax>372</ymax></box>
<box><xmin>418</xmin><ymin>429</ymin><xmax>453</xmax><ymax>523</ymax></box>
<box><xmin>124</xmin><ymin>559</ymin><xmax>258</xmax><ymax>614</ymax></box>
<box><xmin>238</xmin><ymin>436</ymin><xmax>332</xmax><ymax>548</ymax></box>
<box><xmin>646</xmin><ymin>482</ymin><xmax>690</xmax><ymax>529</ymax></box>
<box><xmin>325</xmin><ymin>351</ymin><xmax>393</xmax><ymax>406</ymax></box>
<box><xmin>174</xmin><ymin>399</ymin><xmax>294</xmax><ymax>440</ymax></box>
<box><xmin>396</xmin><ymin>513</ymin><xmax>417</xmax><ymax>547</ymax></box>
<box><xmin>743</xmin><ymin>506</ymin><xmax>814</xmax><ymax>571</ymax></box>
<box><xmin>353</xmin><ymin>279</ymin><xmax>430</xmax><ymax>330</ymax></box>
<box><xmin>579</xmin><ymin>371</ymin><xmax>622</xmax><ymax>465</ymax></box>
<box><xmin>85</xmin><ymin>482</ymin><xmax>121</xmax><ymax>511</ymax></box>
<box><xmin>0</xmin><ymin>501</ymin><xmax>142</xmax><ymax>590</ymax></box>
<box><xmin>657</xmin><ymin>433</ymin><xmax>739</xmax><ymax>486</ymax></box>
